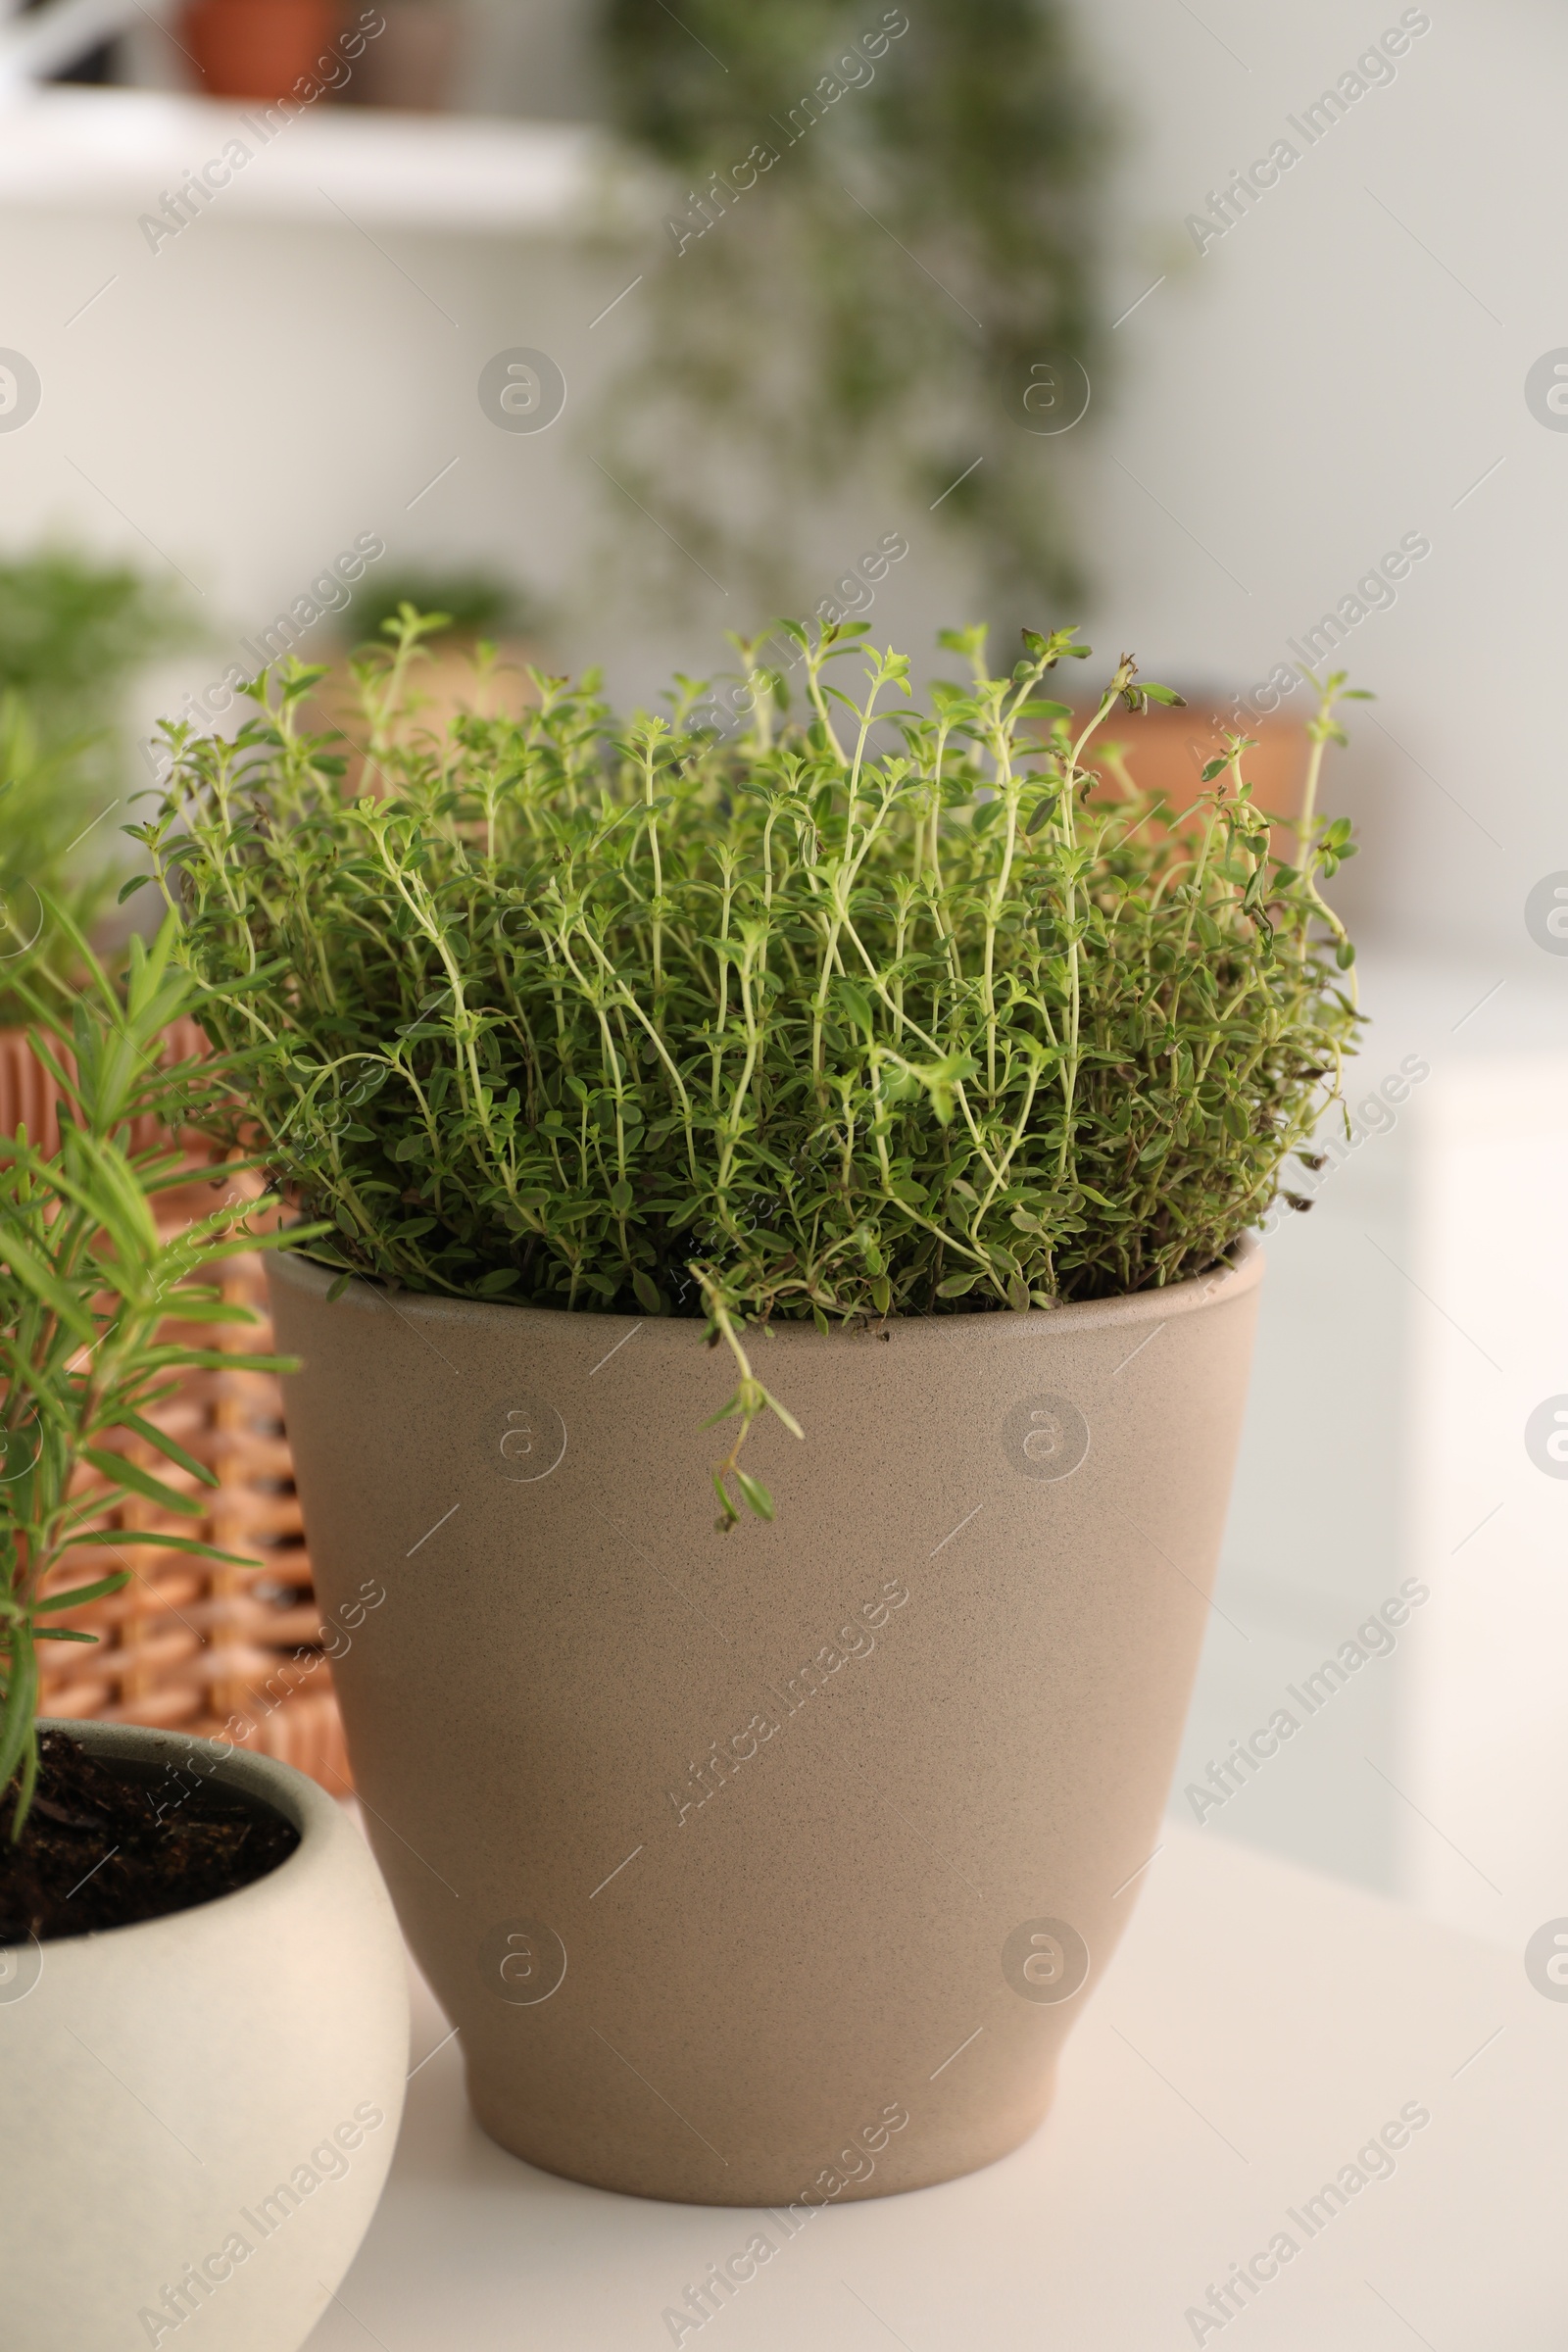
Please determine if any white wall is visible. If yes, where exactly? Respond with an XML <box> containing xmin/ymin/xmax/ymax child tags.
<box><xmin>0</xmin><ymin>135</ymin><xmax>624</xmax><ymax>697</ymax></box>
<box><xmin>1074</xmin><ymin>0</ymin><xmax>1568</xmax><ymax>964</ymax></box>
<box><xmin>1401</xmin><ymin>1036</ymin><xmax>1568</xmax><ymax>1947</ymax></box>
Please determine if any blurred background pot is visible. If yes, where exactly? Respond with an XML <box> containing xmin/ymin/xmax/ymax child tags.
<box><xmin>1080</xmin><ymin>703</ymin><xmax>1308</xmax><ymax>860</ymax></box>
<box><xmin>311</xmin><ymin>568</ymin><xmax>543</xmax><ymax>752</ymax></box>
<box><xmin>180</xmin><ymin>0</ymin><xmax>344</xmax><ymax>103</ymax></box>
<box><xmin>269</xmin><ymin>1242</ymin><xmax>1262</xmax><ymax>2205</ymax></box>
<box><xmin>0</xmin><ymin>1723</ymin><xmax>408</xmax><ymax>2352</ymax></box>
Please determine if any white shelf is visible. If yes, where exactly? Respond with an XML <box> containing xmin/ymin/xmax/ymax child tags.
<box><xmin>0</xmin><ymin>85</ymin><xmax>641</xmax><ymax>234</ymax></box>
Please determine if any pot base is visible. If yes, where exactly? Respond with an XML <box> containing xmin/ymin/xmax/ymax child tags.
<box><xmin>465</xmin><ymin>2065</ymin><xmax>1059</xmax><ymax>2207</ymax></box>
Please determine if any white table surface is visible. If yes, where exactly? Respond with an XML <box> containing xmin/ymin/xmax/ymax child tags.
<box><xmin>304</xmin><ymin>1823</ymin><xmax>1566</xmax><ymax>2349</ymax></box>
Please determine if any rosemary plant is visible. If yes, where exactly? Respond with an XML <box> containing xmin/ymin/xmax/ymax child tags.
<box><xmin>139</xmin><ymin>619</ymin><xmax>1362</xmax><ymax>1527</ymax></box>
<box><xmin>0</xmin><ymin>916</ymin><xmax>301</xmax><ymax>1837</ymax></box>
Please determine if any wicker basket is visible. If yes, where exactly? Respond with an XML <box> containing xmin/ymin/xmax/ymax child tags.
<box><xmin>1</xmin><ymin>1023</ymin><xmax>350</xmax><ymax>1790</ymax></box>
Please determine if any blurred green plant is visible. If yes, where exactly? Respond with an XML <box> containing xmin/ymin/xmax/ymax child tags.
<box><xmin>598</xmin><ymin>0</ymin><xmax>1108</xmax><ymax>613</ymax></box>
<box><xmin>0</xmin><ymin>550</ymin><xmax>194</xmax><ymax>1016</ymax></box>
<box><xmin>0</xmin><ymin>915</ymin><xmax>304</xmax><ymax>1839</ymax></box>
<box><xmin>0</xmin><ymin>699</ymin><xmax>104</xmax><ymax>987</ymax></box>
<box><xmin>345</xmin><ymin>568</ymin><xmax>534</xmax><ymax>650</ymax></box>
<box><xmin>137</xmin><ymin>614</ymin><xmax>1363</xmax><ymax>1528</ymax></box>
<box><xmin>0</xmin><ymin>550</ymin><xmax>189</xmax><ymax>721</ymax></box>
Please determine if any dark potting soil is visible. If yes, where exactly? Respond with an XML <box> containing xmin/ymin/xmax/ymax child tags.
<box><xmin>0</xmin><ymin>1729</ymin><xmax>299</xmax><ymax>1945</ymax></box>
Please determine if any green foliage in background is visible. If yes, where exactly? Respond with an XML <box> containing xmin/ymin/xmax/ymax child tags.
<box><xmin>597</xmin><ymin>0</ymin><xmax>1108</xmax><ymax>612</ymax></box>
<box><xmin>0</xmin><ymin>550</ymin><xmax>193</xmax><ymax>1013</ymax></box>
<box><xmin>345</xmin><ymin>567</ymin><xmax>532</xmax><ymax>649</ymax></box>
<box><xmin>137</xmin><ymin>616</ymin><xmax>1361</xmax><ymax>1525</ymax></box>
<box><xmin>0</xmin><ymin>551</ymin><xmax>188</xmax><ymax>719</ymax></box>
<box><xmin>0</xmin><ymin>698</ymin><xmax>107</xmax><ymax>1000</ymax></box>
<box><xmin>0</xmin><ymin>917</ymin><xmax>299</xmax><ymax>1838</ymax></box>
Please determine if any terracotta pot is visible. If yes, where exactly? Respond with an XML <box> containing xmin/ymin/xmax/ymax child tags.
<box><xmin>307</xmin><ymin>638</ymin><xmax>541</xmax><ymax>768</ymax></box>
<box><xmin>268</xmin><ymin>1242</ymin><xmax>1262</xmax><ymax>2204</ymax></box>
<box><xmin>181</xmin><ymin>0</ymin><xmax>344</xmax><ymax>103</ymax></box>
<box><xmin>1079</xmin><ymin>705</ymin><xmax>1306</xmax><ymax>861</ymax></box>
<box><xmin>0</xmin><ymin>1722</ymin><xmax>408</xmax><ymax>2351</ymax></box>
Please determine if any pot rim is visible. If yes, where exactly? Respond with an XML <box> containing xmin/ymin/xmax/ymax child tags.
<box><xmin>268</xmin><ymin>1230</ymin><xmax>1262</xmax><ymax>1348</ymax></box>
<box><xmin>18</xmin><ymin>1718</ymin><xmax>335</xmax><ymax>1955</ymax></box>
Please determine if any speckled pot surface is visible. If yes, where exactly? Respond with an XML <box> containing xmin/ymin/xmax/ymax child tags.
<box><xmin>0</xmin><ymin>1723</ymin><xmax>408</xmax><ymax>2352</ymax></box>
<box><xmin>268</xmin><ymin>1242</ymin><xmax>1262</xmax><ymax>2206</ymax></box>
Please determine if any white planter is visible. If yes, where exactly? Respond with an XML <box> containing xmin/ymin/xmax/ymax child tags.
<box><xmin>0</xmin><ymin>1722</ymin><xmax>408</xmax><ymax>2352</ymax></box>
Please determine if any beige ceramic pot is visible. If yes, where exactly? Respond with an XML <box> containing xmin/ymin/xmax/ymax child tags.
<box><xmin>0</xmin><ymin>1723</ymin><xmax>408</xmax><ymax>2351</ymax></box>
<box><xmin>269</xmin><ymin>1242</ymin><xmax>1262</xmax><ymax>2206</ymax></box>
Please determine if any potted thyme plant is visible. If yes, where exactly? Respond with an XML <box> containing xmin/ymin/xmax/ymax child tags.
<box><xmin>0</xmin><ymin>919</ymin><xmax>407</xmax><ymax>2352</ymax></box>
<box><xmin>141</xmin><ymin>617</ymin><xmax>1362</xmax><ymax>2206</ymax></box>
